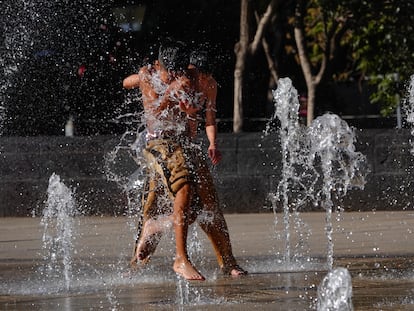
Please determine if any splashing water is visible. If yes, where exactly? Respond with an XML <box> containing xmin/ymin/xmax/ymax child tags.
<box><xmin>1</xmin><ymin>1</ymin><xmax>35</xmax><ymax>131</ymax></box>
<box><xmin>269</xmin><ymin>78</ymin><xmax>368</xmax><ymax>269</ymax></box>
<box><xmin>404</xmin><ymin>75</ymin><xmax>414</xmax><ymax>154</ymax></box>
<box><xmin>268</xmin><ymin>78</ymin><xmax>310</xmax><ymax>263</ymax></box>
<box><xmin>105</xmin><ymin>63</ymin><xmax>217</xmax><ymax>308</ymax></box>
<box><xmin>317</xmin><ymin>267</ymin><xmax>353</xmax><ymax>311</ymax></box>
<box><xmin>40</xmin><ymin>173</ymin><xmax>77</xmax><ymax>291</ymax></box>
<box><xmin>175</xmin><ymin>226</ymin><xmax>203</xmax><ymax>307</ymax></box>
<box><xmin>104</xmin><ymin>128</ymin><xmax>146</xmax><ymax>210</ymax></box>
<box><xmin>1</xmin><ymin>1</ymin><xmax>34</xmax><ymax>81</ymax></box>
<box><xmin>104</xmin><ymin>59</ymin><xmax>199</xmax><ymax>217</ymax></box>
<box><xmin>307</xmin><ymin>114</ymin><xmax>368</xmax><ymax>269</ymax></box>
<box><xmin>2</xmin><ymin>1</ymin><xmax>121</xmax><ymax>135</ymax></box>
<box><xmin>0</xmin><ymin>106</ymin><xmax>4</xmax><ymax>134</ymax></box>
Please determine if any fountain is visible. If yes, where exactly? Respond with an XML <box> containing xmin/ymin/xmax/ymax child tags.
<box><xmin>307</xmin><ymin>114</ymin><xmax>368</xmax><ymax>270</ymax></box>
<box><xmin>268</xmin><ymin>78</ymin><xmax>370</xmax><ymax>309</ymax></box>
<box><xmin>269</xmin><ymin>78</ymin><xmax>368</xmax><ymax>270</ymax></box>
<box><xmin>1</xmin><ymin>1</ymin><xmax>414</xmax><ymax>308</ymax></box>
<box><xmin>40</xmin><ymin>173</ymin><xmax>77</xmax><ymax>291</ymax></box>
<box><xmin>267</xmin><ymin>77</ymin><xmax>306</xmax><ymax>264</ymax></box>
<box><xmin>317</xmin><ymin>267</ymin><xmax>353</xmax><ymax>311</ymax></box>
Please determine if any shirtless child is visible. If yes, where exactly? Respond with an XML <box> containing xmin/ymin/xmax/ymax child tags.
<box><xmin>123</xmin><ymin>40</ymin><xmax>246</xmax><ymax>280</ymax></box>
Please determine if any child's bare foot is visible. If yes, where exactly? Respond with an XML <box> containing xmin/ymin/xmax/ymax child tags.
<box><xmin>230</xmin><ymin>266</ymin><xmax>247</xmax><ymax>276</ymax></box>
<box><xmin>173</xmin><ymin>258</ymin><xmax>205</xmax><ymax>281</ymax></box>
<box><xmin>223</xmin><ymin>265</ymin><xmax>248</xmax><ymax>277</ymax></box>
<box><xmin>136</xmin><ymin>231</ymin><xmax>162</xmax><ymax>261</ymax></box>
<box><xmin>130</xmin><ymin>219</ymin><xmax>166</xmax><ymax>267</ymax></box>
<box><xmin>130</xmin><ymin>252</ymin><xmax>151</xmax><ymax>269</ymax></box>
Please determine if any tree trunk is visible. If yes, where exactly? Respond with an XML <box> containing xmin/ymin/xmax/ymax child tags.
<box><xmin>306</xmin><ymin>85</ymin><xmax>316</xmax><ymax>126</ymax></box>
<box><xmin>233</xmin><ymin>0</ymin><xmax>278</xmax><ymax>132</ymax></box>
<box><xmin>233</xmin><ymin>0</ymin><xmax>249</xmax><ymax>133</ymax></box>
<box><xmin>294</xmin><ymin>25</ymin><xmax>315</xmax><ymax>126</ymax></box>
<box><xmin>233</xmin><ymin>52</ymin><xmax>245</xmax><ymax>133</ymax></box>
<box><xmin>294</xmin><ymin>0</ymin><xmax>327</xmax><ymax>126</ymax></box>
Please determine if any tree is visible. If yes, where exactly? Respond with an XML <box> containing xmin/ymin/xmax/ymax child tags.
<box><xmin>351</xmin><ymin>1</ymin><xmax>414</xmax><ymax>116</ymax></box>
<box><xmin>291</xmin><ymin>0</ymin><xmax>414</xmax><ymax>122</ymax></box>
<box><xmin>233</xmin><ymin>0</ymin><xmax>359</xmax><ymax>129</ymax></box>
<box><xmin>233</xmin><ymin>0</ymin><xmax>279</xmax><ymax>132</ymax></box>
<box><xmin>292</xmin><ymin>0</ymin><xmax>353</xmax><ymax>125</ymax></box>
<box><xmin>234</xmin><ymin>0</ymin><xmax>414</xmax><ymax>129</ymax></box>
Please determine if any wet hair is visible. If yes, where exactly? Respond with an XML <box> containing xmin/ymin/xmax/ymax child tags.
<box><xmin>190</xmin><ymin>44</ymin><xmax>213</xmax><ymax>74</ymax></box>
<box><xmin>158</xmin><ymin>38</ymin><xmax>189</xmax><ymax>72</ymax></box>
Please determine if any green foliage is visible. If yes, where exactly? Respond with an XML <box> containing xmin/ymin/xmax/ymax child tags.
<box><xmin>351</xmin><ymin>1</ymin><xmax>414</xmax><ymax>115</ymax></box>
<box><xmin>369</xmin><ymin>75</ymin><xmax>400</xmax><ymax>116</ymax></box>
<box><xmin>284</xmin><ymin>0</ymin><xmax>413</xmax><ymax>116</ymax></box>
<box><xmin>287</xmin><ymin>0</ymin><xmax>354</xmax><ymax>72</ymax></box>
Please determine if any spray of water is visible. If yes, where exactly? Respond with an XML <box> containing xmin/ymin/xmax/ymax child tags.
<box><xmin>103</xmin><ymin>60</ymin><xmax>192</xmax><ymax>217</ymax></box>
<box><xmin>307</xmin><ymin>114</ymin><xmax>368</xmax><ymax>269</ymax></box>
<box><xmin>106</xmin><ymin>62</ymin><xmax>219</xmax><ymax>306</ymax></box>
<box><xmin>1</xmin><ymin>1</ymin><xmax>36</xmax><ymax>130</ymax></box>
<box><xmin>113</xmin><ymin>120</ymin><xmax>211</xmax><ymax>307</ymax></box>
<box><xmin>105</xmin><ymin>60</ymin><xmax>210</xmax><ymax>241</ymax></box>
<box><xmin>269</xmin><ymin>78</ymin><xmax>368</xmax><ymax>269</ymax></box>
<box><xmin>0</xmin><ymin>106</ymin><xmax>4</xmax><ymax>134</ymax></box>
<box><xmin>40</xmin><ymin>173</ymin><xmax>77</xmax><ymax>291</ymax></box>
<box><xmin>268</xmin><ymin>77</ymin><xmax>369</xmax><ymax>311</ymax></box>
<box><xmin>317</xmin><ymin>267</ymin><xmax>353</xmax><ymax>311</ymax></box>
<box><xmin>105</xmin><ymin>128</ymin><xmax>146</xmax><ymax>210</ymax></box>
<box><xmin>2</xmin><ymin>0</ymin><xmax>120</xmax><ymax>135</ymax></box>
<box><xmin>267</xmin><ymin>78</ymin><xmax>310</xmax><ymax>263</ymax></box>
<box><xmin>176</xmin><ymin>226</ymin><xmax>203</xmax><ymax>305</ymax></box>
<box><xmin>403</xmin><ymin>75</ymin><xmax>414</xmax><ymax>154</ymax></box>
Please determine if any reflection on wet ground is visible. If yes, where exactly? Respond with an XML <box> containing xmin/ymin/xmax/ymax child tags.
<box><xmin>1</xmin><ymin>256</ymin><xmax>413</xmax><ymax>310</ymax></box>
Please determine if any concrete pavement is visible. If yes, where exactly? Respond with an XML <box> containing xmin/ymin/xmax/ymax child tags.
<box><xmin>1</xmin><ymin>211</ymin><xmax>414</xmax><ymax>311</ymax></box>
<box><xmin>1</xmin><ymin>211</ymin><xmax>413</xmax><ymax>261</ymax></box>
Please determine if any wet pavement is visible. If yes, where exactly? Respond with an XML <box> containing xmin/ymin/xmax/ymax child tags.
<box><xmin>1</xmin><ymin>211</ymin><xmax>414</xmax><ymax>310</ymax></box>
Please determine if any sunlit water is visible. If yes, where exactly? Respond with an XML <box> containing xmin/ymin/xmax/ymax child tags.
<box><xmin>40</xmin><ymin>173</ymin><xmax>77</xmax><ymax>291</ymax></box>
<box><xmin>267</xmin><ymin>77</ymin><xmax>306</xmax><ymax>264</ymax></box>
<box><xmin>1</xmin><ymin>1</ymin><xmax>34</xmax><ymax>134</ymax></box>
<box><xmin>268</xmin><ymin>78</ymin><xmax>368</xmax><ymax>270</ymax></box>
<box><xmin>317</xmin><ymin>267</ymin><xmax>353</xmax><ymax>311</ymax></box>
<box><xmin>1</xmin><ymin>1</ymin><xmax>34</xmax><ymax>102</ymax></box>
<box><xmin>404</xmin><ymin>74</ymin><xmax>414</xmax><ymax>154</ymax></box>
<box><xmin>307</xmin><ymin>114</ymin><xmax>368</xmax><ymax>270</ymax></box>
<box><xmin>268</xmin><ymin>78</ymin><xmax>370</xmax><ymax>310</ymax></box>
